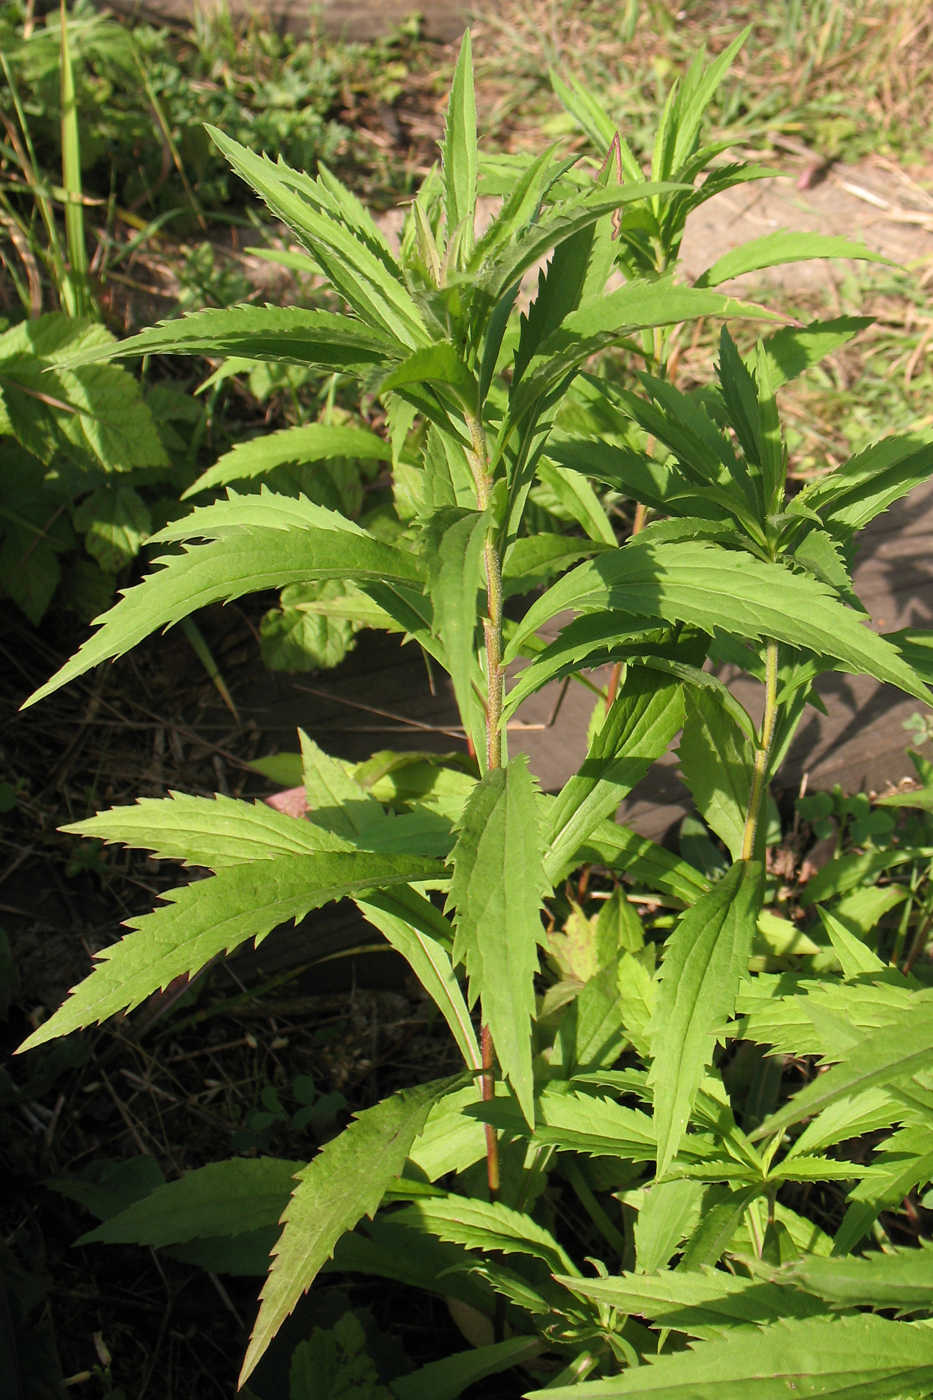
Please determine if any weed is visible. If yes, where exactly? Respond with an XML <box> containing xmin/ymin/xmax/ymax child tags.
<box><xmin>15</xmin><ymin>30</ymin><xmax>933</xmax><ymax>1398</ymax></box>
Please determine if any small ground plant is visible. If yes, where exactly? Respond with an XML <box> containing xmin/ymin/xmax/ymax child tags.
<box><xmin>17</xmin><ymin>33</ymin><xmax>933</xmax><ymax>1397</ymax></box>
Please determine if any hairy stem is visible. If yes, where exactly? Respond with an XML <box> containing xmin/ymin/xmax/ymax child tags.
<box><xmin>741</xmin><ymin>640</ymin><xmax>779</xmax><ymax>862</ymax></box>
<box><xmin>466</xmin><ymin>411</ymin><xmax>503</xmax><ymax>1196</ymax></box>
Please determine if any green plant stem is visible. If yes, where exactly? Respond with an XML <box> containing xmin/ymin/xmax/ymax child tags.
<box><xmin>741</xmin><ymin>640</ymin><xmax>779</xmax><ymax>862</ymax></box>
<box><xmin>467</xmin><ymin>410</ymin><xmax>503</xmax><ymax>1199</ymax></box>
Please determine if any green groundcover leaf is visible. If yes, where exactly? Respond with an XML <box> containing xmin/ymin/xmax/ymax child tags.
<box><xmin>17</xmin><ymin>851</ymin><xmax>443</xmax><ymax>1051</ymax></box>
<box><xmin>240</xmin><ymin>1078</ymin><xmax>450</xmax><ymax>1386</ymax></box>
<box><xmin>527</xmin><ymin>1315</ymin><xmax>933</xmax><ymax>1399</ymax></box>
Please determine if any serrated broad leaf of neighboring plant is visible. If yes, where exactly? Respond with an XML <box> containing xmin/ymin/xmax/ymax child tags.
<box><xmin>73</xmin><ymin>486</ymin><xmax>151</xmax><ymax>574</ymax></box>
<box><xmin>62</xmin><ymin>791</ymin><xmax>355</xmax><ymax>869</ymax></box>
<box><xmin>527</xmin><ymin>1314</ymin><xmax>933</xmax><ymax>1399</ymax></box>
<box><xmin>17</xmin><ymin>851</ymin><xmax>443</xmax><ymax>1052</ymax></box>
<box><xmin>553</xmin><ymin>1265</ymin><xmax>827</xmax><ymax>1340</ymax></box>
<box><xmin>23</xmin><ymin>525</ymin><xmax>421</xmax><ymax>709</ymax></box>
<box><xmin>186</xmin><ymin>423</ymin><xmax>391</xmax><ymax>498</ymax></box>
<box><xmin>240</xmin><ymin>1079</ymin><xmax>448</xmax><ymax>1387</ymax></box>
<box><xmin>448</xmin><ymin>757</ymin><xmax>547</xmax><ymax>1124</ymax></box>
<box><xmin>678</xmin><ymin>689</ymin><xmax>755</xmax><ymax>862</ymax></box>
<box><xmin>751</xmin><ymin>992</ymin><xmax>933</xmax><ymax>1142</ymax></box>
<box><xmin>260</xmin><ymin>590</ymin><xmax>358</xmax><ymax>672</ymax></box>
<box><xmin>504</xmin><ymin>539</ymin><xmax>932</xmax><ymax>704</ymax></box>
<box><xmin>695</xmin><ymin>230</ymin><xmax>889</xmax><ymax>289</ymax></box>
<box><xmin>649</xmin><ymin>861</ymin><xmax>762</xmax><ymax>1176</ymax></box>
<box><xmin>78</xmin><ymin>1157</ymin><xmax>303</xmax><ymax>1246</ymax></box>
<box><xmin>395</xmin><ymin>1195</ymin><xmax>576</xmax><ymax>1276</ymax></box>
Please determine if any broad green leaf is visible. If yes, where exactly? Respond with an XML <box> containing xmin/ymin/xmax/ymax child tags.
<box><xmin>678</xmin><ymin>689</ymin><xmax>755</xmax><ymax>862</ymax></box>
<box><xmin>448</xmin><ymin>757</ymin><xmax>547</xmax><ymax>1124</ymax></box>
<box><xmin>786</xmin><ymin>1087</ymin><xmax>904</xmax><ymax>1161</ymax></box>
<box><xmin>752</xmin><ymin>991</ymin><xmax>933</xmax><ymax>1141</ymax></box>
<box><xmin>503</xmin><ymin>616</ymin><xmax>665</xmax><ymax>719</ymax></box>
<box><xmin>391</xmin><ymin>1337</ymin><xmax>542</xmax><ymax>1400</ymax></box>
<box><xmin>150</xmin><ymin>489</ymin><xmax>375</xmax><ymax>543</ymax></box>
<box><xmin>553</xmin><ymin>1266</ymin><xmax>825</xmax><ymax>1340</ymax></box>
<box><xmin>735</xmin><ymin>977</ymin><xmax>916</xmax><ymax>1059</ymax></box>
<box><xmin>357</xmin><ymin>894</ymin><xmax>481</xmax><ymax>1074</ymax></box>
<box><xmin>505</xmin><ymin>538</ymin><xmax>932</xmax><ymax>704</ymax></box>
<box><xmin>17</xmin><ymin>851</ymin><xmax>443</xmax><ymax>1051</ymax></box>
<box><xmin>380</xmin><ymin>342</ymin><xmax>478</xmax><ymax>404</ymax></box>
<box><xmin>406</xmin><ymin>1082</ymin><xmax>503</xmax><ymax>1180</ymax></box>
<box><xmin>816</xmin><ymin>906</ymin><xmax>887</xmax><ymax>978</ymax></box>
<box><xmin>62</xmin><ymin>791</ymin><xmax>354</xmax><ymax>869</ymax></box>
<box><xmin>74</xmin><ymin>486</ymin><xmax>151</xmax><ymax>573</ymax></box>
<box><xmin>260</xmin><ymin>581</ymin><xmax>360</xmax><ymax>672</ymax></box>
<box><xmin>783</xmin><ymin>1243</ymin><xmax>933</xmax><ymax>1310</ymax></box>
<box><xmin>56</xmin><ymin>305</ymin><xmax>400</xmax><ymax>373</ymax></box>
<box><xmin>634</xmin><ymin>1178</ymin><xmax>705</xmax><ymax>1274</ymax></box>
<box><xmin>793</xmin><ymin>431</ymin><xmax>933</xmax><ymax>536</ymax></box>
<box><xmin>544</xmin><ymin>670</ymin><xmax>687</xmax><ymax>883</ymax></box>
<box><xmin>534</xmin><ymin>461</ymin><xmax>618</xmax><ymax>544</ymax></box>
<box><xmin>528</xmin><ymin>1315</ymin><xmax>933</xmax><ymax>1399</ymax></box>
<box><xmin>185</xmin><ymin>423</ymin><xmax>391</xmax><ymax>498</ymax></box>
<box><xmin>24</xmin><ymin>522</ymin><xmax>421</xmax><ymax>708</ymax></box>
<box><xmin>695</xmin><ymin>231</ymin><xmax>888</xmax><ymax>289</ymax></box>
<box><xmin>502</xmin><ymin>533</ymin><xmax>608</xmax><ymax>596</ymax></box>
<box><xmin>78</xmin><ymin>1157</ymin><xmax>302</xmax><ymax>1246</ymax></box>
<box><xmin>441</xmin><ymin>32</ymin><xmax>477</xmax><ymax>255</ymax></box>
<box><xmin>649</xmin><ymin>861</ymin><xmax>763</xmax><ymax>1175</ymax></box>
<box><xmin>241</xmin><ymin>1079</ymin><xmax>448</xmax><ymax>1387</ymax></box>
<box><xmin>396</xmin><ymin>1194</ymin><xmax>576</xmax><ymax>1275</ymax></box>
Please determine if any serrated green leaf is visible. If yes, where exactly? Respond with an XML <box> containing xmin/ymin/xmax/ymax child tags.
<box><xmin>380</xmin><ymin>342</ymin><xmax>478</xmax><ymax>404</ymax></box>
<box><xmin>634</xmin><ymin>1178</ymin><xmax>705</xmax><ymax>1274</ymax></box>
<box><xmin>396</xmin><ymin>1194</ymin><xmax>576</xmax><ymax>1275</ymax></box>
<box><xmin>427</xmin><ymin>510</ymin><xmax>488</xmax><ymax>758</ymax></box>
<box><xmin>544</xmin><ymin>669</ymin><xmax>688</xmax><ymax>883</ymax></box>
<box><xmin>186</xmin><ymin>423</ymin><xmax>391</xmax><ymax>498</ymax></box>
<box><xmin>240</xmin><ymin>1079</ymin><xmax>448</xmax><ymax>1387</ymax></box>
<box><xmin>553</xmin><ymin>1265</ymin><xmax>826</xmax><ymax>1341</ymax></box>
<box><xmin>73</xmin><ymin>485</ymin><xmax>151</xmax><ymax>573</ymax></box>
<box><xmin>528</xmin><ymin>1315</ymin><xmax>933</xmax><ymax>1399</ymax></box>
<box><xmin>649</xmin><ymin>861</ymin><xmax>762</xmax><ymax>1175</ymax></box>
<box><xmin>442</xmin><ymin>32</ymin><xmax>477</xmax><ymax>255</ymax></box>
<box><xmin>816</xmin><ymin>905</ymin><xmax>886</xmax><ymax>978</ymax></box>
<box><xmin>466</xmin><ymin>1085</ymin><xmax>657</xmax><ymax>1162</ymax></box>
<box><xmin>571</xmin><ymin>819</ymin><xmax>709</xmax><ymax>904</ymax></box>
<box><xmin>78</xmin><ymin>1157</ymin><xmax>302</xmax><ymax>1246</ymax></box>
<box><xmin>751</xmin><ymin>992</ymin><xmax>933</xmax><ymax>1142</ymax></box>
<box><xmin>678</xmin><ymin>689</ymin><xmax>755</xmax><ymax>862</ymax></box>
<box><xmin>794</xmin><ymin>432</ymin><xmax>933</xmax><ymax>536</ymax></box>
<box><xmin>836</xmin><ymin>1124</ymin><xmax>933</xmax><ymax>1253</ymax></box>
<box><xmin>260</xmin><ymin>581</ymin><xmax>360</xmax><ymax>672</ymax></box>
<box><xmin>62</xmin><ymin>791</ymin><xmax>353</xmax><ymax>869</ymax></box>
<box><xmin>17</xmin><ymin>851</ymin><xmax>443</xmax><ymax>1052</ymax></box>
<box><xmin>783</xmin><ymin>1243</ymin><xmax>933</xmax><ymax>1309</ymax></box>
<box><xmin>505</xmin><ymin>538</ymin><xmax>932</xmax><ymax>704</ymax></box>
<box><xmin>56</xmin><ymin>305</ymin><xmax>400</xmax><ymax>373</ymax></box>
<box><xmin>357</xmin><ymin>894</ymin><xmax>480</xmax><ymax>1074</ymax></box>
<box><xmin>696</xmin><ymin>231</ymin><xmax>888</xmax><ymax>289</ymax></box>
<box><xmin>24</xmin><ymin>518</ymin><xmax>421</xmax><ymax>709</ymax></box>
<box><xmin>448</xmin><ymin>757</ymin><xmax>547</xmax><ymax>1124</ymax></box>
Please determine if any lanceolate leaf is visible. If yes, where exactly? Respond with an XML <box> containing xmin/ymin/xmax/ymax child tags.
<box><xmin>793</xmin><ymin>431</ymin><xmax>933</xmax><ymax>536</ymax></box>
<box><xmin>751</xmin><ymin>992</ymin><xmax>933</xmax><ymax>1142</ymax></box>
<box><xmin>678</xmin><ymin>689</ymin><xmax>755</xmax><ymax>862</ymax></box>
<box><xmin>24</xmin><ymin>526</ymin><xmax>421</xmax><ymax>708</ymax></box>
<box><xmin>448</xmin><ymin>757</ymin><xmax>547</xmax><ymax>1124</ymax></box>
<box><xmin>442</xmin><ymin>32</ymin><xmax>478</xmax><ymax>253</ymax></box>
<box><xmin>79</xmin><ymin>1158</ymin><xmax>303</xmax><ymax>1246</ymax></box>
<box><xmin>186</xmin><ymin>423</ymin><xmax>391</xmax><ymax>497</ymax></box>
<box><xmin>505</xmin><ymin>539</ymin><xmax>932</xmax><ymax>703</ymax></box>
<box><xmin>391</xmin><ymin>1336</ymin><xmax>543</xmax><ymax>1400</ymax></box>
<box><xmin>427</xmin><ymin>510</ymin><xmax>489</xmax><ymax>757</ymax></box>
<box><xmin>553</xmin><ymin>1266</ymin><xmax>826</xmax><ymax>1340</ymax></box>
<box><xmin>17</xmin><ymin>851</ymin><xmax>443</xmax><ymax>1052</ymax></box>
<box><xmin>695</xmin><ymin>230</ymin><xmax>888</xmax><ymax>289</ymax></box>
<box><xmin>57</xmin><ymin>305</ymin><xmax>401</xmax><ymax>373</ymax></box>
<box><xmin>396</xmin><ymin>1194</ymin><xmax>576</xmax><ymax>1275</ymax></box>
<box><xmin>782</xmin><ymin>1243</ymin><xmax>933</xmax><ymax>1309</ymax></box>
<box><xmin>62</xmin><ymin>791</ymin><xmax>354</xmax><ymax>869</ymax></box>
<box><xmin>240</xmin><ymin>1079</ymin><xmax>449</xmax><ymax>1387</ymax></box>
<box><xmin>544</xmin><ymin>670</ymin><xmax>687</xmax><ymax>882</ymax></box>
<box><xmin>649</xmin><ymin>861</ymin><xmax>763</xmax><ymax>1176</ymax></box>
<box><xmin>466</xmin><ymin>1085</ymin><xmax>657</xmax><ymax>1162</ymax></box>
<box><xmin>527</xmin><ymin>1315</ymin><xmax>933</xmax><ymax>1400</ymax></box>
